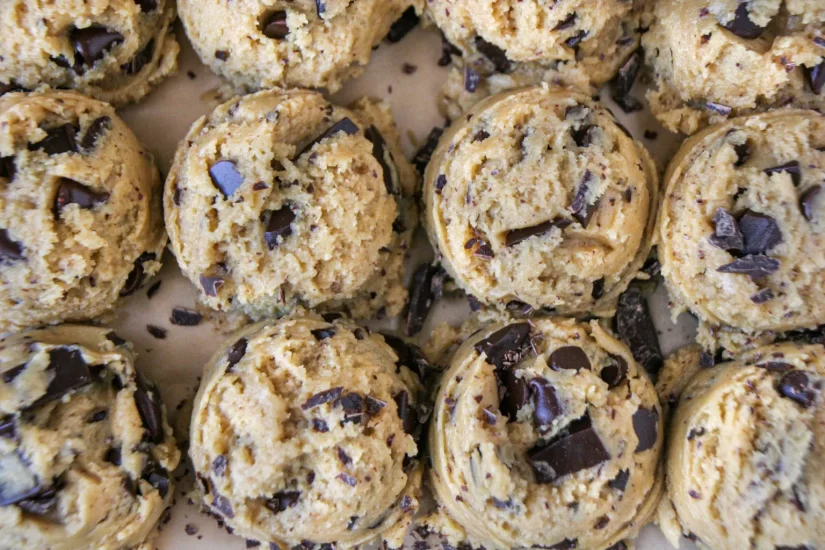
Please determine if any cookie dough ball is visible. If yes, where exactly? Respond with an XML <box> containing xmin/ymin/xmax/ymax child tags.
<box><xmin>0</xmin><ymin>0</ymin><xmax>178</xmax><ymax>106</ymax></box>
<box><xmin>423</xmin><ymin>86</ymin><xmax>658</xmax><ymax>316</ymax></box>
<box><xmin>426</xmin><ymin>317</ymin><xmax>663</xmax><ymax>549</ymax></box>
<box><xmin>659</xmin><ymin>110</ymin><xmax>825</xmax><ymax>341</ymax></box>
<box><xmin>179</xmin><ymin>0</ymin><xmax>421</xmax><ymax>94</ymax></box>
<box><xmin>189</xmin><ymin>315</ymin><xmax>429</xmax><ymax>549</ymax></box>
<box><xmin>659</xmin><ymin>343</ymin><xmax>825</xmax><ymax>549</ymax></box>
<box><xmin>644</xmin><ymin>0</ymin><xmax>825</xmax><ymax>135</ymax></box>
<box><xmin>0</xmin><ymin>91</ymin><xmax>166</xmax><ymax>333</ymax></box>
<box><xmin>165</xmin><ymin>89</ymin><xmax>417</xmax><ymax>322</ymax></box>
<box><xmin>0</xmin><ymin>325</ymin><xmax>180</xmax><ymax>550</ymax></box>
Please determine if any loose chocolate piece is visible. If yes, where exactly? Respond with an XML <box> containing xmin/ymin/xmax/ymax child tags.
<box><xmin>565</xmin><ymin>30</ymin><xmax>588</xmax><ymax>48</ymax></box>
<box><xmin>2</xmin><ymin>364</ymin><xmax>26</xmax><ymax>384</ymax></box>
<box><xmin>200</xmin><ymin>275</ymin><xmax>224</xmax><ymax>297</ymax></box>
<box><xmin>262</xmin><ymin>11</ymin><xmax>289</xmax><ymax>39</ymax></box>
<box><xmin>387</xmin><ymin>7</ymin><xmax>419</xmax><ymax>43</ymax></box>
<box><xmin>121</xmin><ymin>39</ymin><xmax>154</xmax><ymax>74</ymax></box>
<box><xmin>739</xmin><ymin>210</ymin><xmax>783</xmax><ymax>255</ymax></box>
<box><xmin>609</xmin><ymin>469</ymin><xmax>630</xmax><ymax>491</ymax></box>
<box><xmin>569</xmin><ymin>171</ymin><xmax>598</xmax><ymax>227</ymax></box>
<box><xmin>302</xmin><ymin>387</ymin><xmax>344</xmax><ymax>410</ymax></box>
<box><xmin>54</xmin><ymin>178</ymin><xmax>109</xmax><ymax>214</ymax></box>
<box><xmin>406</xmin><ymin>263</ymin><xmax>445</xmax><ymax>336</ymax></box>
<box><xmin>616</xmin><ymin>288</ymin><xmax>663</xmax><ymax>376</ymax></box>
<box><xmin>413</xmin><ymin>127</ymin><xmax>443</xmax><ymax>175</ymax></box>
<box><xmin>549</xmin><ymin>346</ymin><xmax>591</xmax><ymax>371</ymax></box>
<box><xmin>474</xmin><ymin>323</ymin><xmax>532</xmax><ymax>370</ymax></box>
<box><xmin>311</xmin><ymin>328</ymin><xmax>336</xmax><ymax>341</ymax></box>
<box><xmin>705</xmin><ymin>101</ymin><xmax>732</xmax><ymax>116</ymax></box>
<box><xmin>80</xmin><ymin>116</ymin><xmax>111</xmax><ymax>150</ymax></box>
<box><xmin>212</xmin><ymin>455</ymin><xmax>228</xmax><ymax>477</ymax></box>
<box><xmin>264</xmin><ymin>205</ymin><xmax>296</xmax><ymax>250</ymax></box>
<box><xmin>0</xmin><ymin>229</ymin><xmax>23</xmax><ymax>263</ymax></box>
<box><xmin>778</xmin><ymin>371</ymin><xmax>816</xmax><ymax>407</ymax></box>
<box><xmin>364</xmin><ymin>126</ymin><xmax>399</xmax><ymax>196</ymax></box>
<box><xmin>381</xmin><ymin>334</ymin><xmax>433</xmax><ymax>382</ymax></box>
<box><xmin>314</xmin><ymin>0</ymin><xmax>325</xmax><ymax>17</ymax></box>
<box><xmin>808</xmin><ymin>62</ymin><xmax>825</xmax><ymax>95</ymax></box>
<box><xmin>266</xmin><ymin>491</ymin><xmax>301</xmax><ymax>514</ymax></box>
<box><xmin>209</xmin><ymin>160</ymin><xmax>244</xmax><ymax>197</ymax></box>
<box><xmin>600</xmin><ymin>356</ymin><xmax>628</xmax><ymax>389</ymax></box>
<box><xmin>394</xmin><ymin>391</ymin><xmax>418</xmax><ymax>435</ymax></box>
<box><xmin>134</xmin><ymin>370</ymin><xmax>164</xmax><ymax>443</ymax></box>
<box><xmin>611</xmin><ymin>50</ymin><xmax>643</xmax><ymax>113</ymax></box>
<box><xmin>212</xmin><ymin>493</ymin><xmax>234</xmax><ymax>517</ymax></box>
<box><xmin>553</xmin><ymin>13</ymin><xmax>577</xmax><ymax>31</ymax></box>
<box><xmin>632</xmin><ymin>407</ymin><xmax>659</xmax><ymax>452</ymax></box>
<box><xmin>529</xmin><ymin>378</ymin><xmax>562</xmax><ymax>426</ymax></box>
<box><xmin>528</xmin><ymin>415</ymin><xmax>611</xmax><ymax>483</ymax></box>
<box><xmin>147</xmin><ymin>325</ymin><xmax>166</xmax><ymax>339</ymax></box>
<box><xmin>709</xmin><ymin>208</ymin><xmax>743</xmax><ymax>251</ymax></box>
<box><xmin>764</xmin><ymin>161</ymin><xmax>802</xmax><ymax>186</ymax></box>
<box><xmin>734</xmin><ymin>141</ymin><xmax>750</xmax><ymax>167</ymax></box>
<box><xmin>474</xmin><ymin>37</ymin><xmax>511</xmax><ymax>73</ymax></box>
<box><xmin>30</xmin><ymin>124</ymin><xmax>78</xmax><ymax>155</ymax></box>
<box><xmin>71</xmin><ymin>26</ymin><xmax>124</xmax><ymax>66</ymax></box>
<box><xmin>722</xmin><ymin>3</ymin><xmax>765</xmax><ymax>39</ymax></box>
<box><xmin>464</xmin><ymin>67</ymin><xmax>481</xmax><ymax>93</ymax></box>
<box><xmin>298</xmin><ymin>118</ymin><xmax>359</xmax><ymax>158</ymax></box>
<box><xmin>506</xmin><ymin>221</ymin><xmax>556</xmax><ymax>247</ymax></box>
<box><xmin>170</xmin><ymin>307</ymin><xmax>202</xmax><ymax>326</ymax></box>
<box><xmin>718</xmin><ymin>255</ymin><xmax>780</xmax><ymax>280</ymax></box>
<box><xmin>0</xmin><ymin>156</ymin><xmax>15</xmax><ymax>180</ymax></box>
<box><xmin>751</xmin><ymin>288</ymin><xmax>775</xmax><ymax>304</ymax></box>
<box><xmin>29</xmin><ymin>348</ymin><xmax>93</xmax><ymax>409</ymax></box>
<box><xmin>226</xmin><ymin>338</ymin><xmax>248</xmax><ymax>370</ymax></box>
<box><xmin>800</xmin><ymin>185</ymin><xmax>821</xmax><ymax>221</ymax></box>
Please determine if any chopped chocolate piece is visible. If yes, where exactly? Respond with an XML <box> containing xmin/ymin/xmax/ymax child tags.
<box><xmin>482</xmin><ymin>408</ymin><xmax>498</xmax><ymax>425</ymax></box>
<box><xmin>553</xmin><ymin>13</ymin><xmax>577</xmax><ymax>31</ymax></box>
<box><xmin>212</xmin><ymin>455</ymin><xmax>228</xmax><ymax>477</ymax></box>
<box><xmin>364</xmin><ymin>126</ymin><xmax>399</xmax><ymax>196</ymax></box>
<box><xmin>337</xmin><ymin>446</ymin><xmax>352</xmax><ymax>466</ymax></box>
<box><xmin>757</xmin><ymin>361</ymin><xmax>793</xmax><ymax>372</ymax></box>
<box><xmin>472</xmin><ymin>239</ymin><xmax>494</xmax><ymax>259</ymax></box>
<box><xmin>336</xmin><ymin>392</ymin><xmax>364</xmax><ymax>424</ymax></box>
<box><xmin>394</xmin><ymin>390</ymin><xmax>418</xmax><ymax>435</ymax></box>
<box><xmin>29</xmin><ymin>348</ymin><xmax>93</xmax><ymax>409</ymax></box>
<box><xmin>1</xmin><ymin>364</ymin><xmax>25</xmax><ymax>384</ymax></box>
<box><xmin>777</xmin><ymin>371</ymin><xmax>816</xmax><ymax>408</ymax></box>
<box><xmin>312</xmin><ymin>419</ymin><xmax>329</xmax><ymax>432</ymax></box>
<box><xmin>315</xmin><ymin>0</ymin><xmax>325</xmax><ymax>17</ymax></box>
<box><xmin>71</xmin><ymin>26</ymin><xmax>124</xmax><ymax>66</ymax></box>
<box><xmin>413</xmin><ymin>127</ymin><xmax>443</xmax><ymax>175</ymax></box>
<box><xmin>54</xmin><ymin>178</ymin><xmax>109</xmax><ymax>214</ymax></box>
<box><xmin>505</xmin><ymin>220</ymin><xmax>555</xmax><ymax>247</ymax></box>
<box><xmin>595</xmin><ymin>516</ymin><xmax>609</xmax><ymax>529</ymax></box>
<box><xmin>505</xmin><ymin>300</ymin><xmax>534</xmax><ymax>316</ymax></box>
<box><xmin>528</xmin><ymin>415</ymin><xmax>610</xmax><ymax>483</ymax></box>
<box><xmin>387</xmin><ymin>7</ymin><xmax>419</xmax><ymax>43</ymax></box>
<box><xmin>734</xmin><ymin>141</ymin><xmax>750</xmax><ymax>167</ymax></box>
<box><xmin>739</xmin><ymin>210</ymin><xmax>783</xmax><ymax>255</ymax></box>
<box><xmin>121</xmin><ymin>39</ymin><xmax>155</xmax><ymax>74</ymax></box>
<box><xmin>721</xmin><ymin>2</ymin><xmax>765</xmax><ymax>39</ymax></box>
<box><xmin>380</xmin><ymin>334</ymin><xmax>433</xmax><ymax>382</ymax></box>
<box><xmin>439</xmin><ymin>33</ymin><xmax>462</xmax><ymax>66</ymax></box>
<box><xmin>15</xmin><ymin>483</ymin><xmax>61</xmax><ymax>516</ymax></box>
<box><xmin>406</xmin><ymin>263</ymin><xmax>445</xmax><ymax>336</ymax></box>
<box><xmin>143</xmin><ymin>461</ymin><xmax>170</xmax><ymax>497</ymax></box>
<box><xmin>209</xmin><ymin>160</ymin><xmax>244</xmax><ymax>197</ymax></box>
<box><xmin>302</xmin><ymin>387</ymin><xmax>344</xmax><ymax>410</ymax></box>
<box><xmin>80</xmin><ymin>116</ymin><xmax>111</xmax><ymax>150</ymax></box>
<box><xmin>718</xmin><ymin>255</ymin><xmax>780</xmax><ymax>280</ymax></box>
<box><xmin>215</xmin><ymin>50</ymin><xmax>229</xmax><ymax>60</ymax></box>
<box><xmin>571</xmin><ymin>124</ymin><xmax>596</xmax><ymax>148</ymax></box>
<box><xmin>200</xmin><ymin>275</ymin><xmax>224</xmax><ymax>297</ymax></box>
<box><xmin>0</xmin><ymin>229</ymin><xmax>23</xmax><ymax>262</ymax></box>
<box><xmin>592</xmin><ymin>278</ymin><xmax>605</xmax><ymax>300</ymax></box>
<box><xmin>474</xmin><ymin>323</ymin><xmax>532</xmax><ymax>370</ymax></box>
<box><xmin>764</xmin><ymin>161</ymin><xmax>802</xmax><ymax>186</ymax></box>
<box><xmin>365</xmin><ymin>396</ymin><xmax>387</xmax><ymax>416</ymax></box>
<box><xmin>135</xmin><ymin>370</ymin><xmax>164</xmax><ymax>443</ymax></box>
<box><xmin>642</xmin><ymin>255</ymin><xmax>661</xmax><ymax>277</ymax></box>
<box><xmin>106</xmin><ymin>332</ymin><xmax>127</xmax><ymax>346</ymax></box>
<box><xmin>569</xmin><ymin>171</ymin><xmax>598</xmax><ymax>227</ymax></box>
<box><xmin>529</xmin><ymin>378</ymin><xmax>562</xmax><ymax>426</ymax></box>
<box><xmin>311</xmin><ymin>328</ymin><xmax>336</xmax><ymax>341</ymax></box>
<box><xmin>30</xmin><ymin>124</ymin><xmax>78</xmax><ymax>155</ymax></box>
<box><xmin>611</xmin><ymin>50</ymin><xmax>643</xmax><ymax>113</ymax></box>
<box><xmin>632</xmin><ymin>407</ymin><xmax>659</xmax><ymax>452</ymax></box>
<box><xmin>474</xmin><ymin>37</ymin><xmax>511</xmax><ymax>72</ymax></box>
<box><xmin>265</xmin><ymin>491</ymin><xmax>301</xmax><ymax>514</ymax></box>
<box><xmin>709</xmin><ymin>208</ymin><xmax>743</xmax><ymax>251</ymax></box>
<box><xmin>808</xmin><ymin>62</ymin><xmax>825</xmax><ymax>95</ymax></box>
<box><xmin>498</xmin><ymin>368</ymin><xmax>529</xmax><ymax>420</ymax></box>
<box><xmin>616</xmin><ymin>288</ymin><xmax>663</xmax><ymax>376</ymax></box>
<box><xmin>464</xmin><ymin>67</ymin><xmax>481</xmax><ymax>93</ymax></box>
<box><xmin>246</xmin><ymin>541</ymin><xmax>261</xmax><ymax>549</ymax></box>
<box><xmin>751</xmin><ymin>288</ymin><xmax>775</xmax><ymax>304</ymax></box>
<box><xmin>147</xmin><ymin>325</ymin><xmax>166</xmax><ymax>339</ymax></box>
<box><xmin>705</xmin><ymin>101</ymin><xmax>732</xmax><ymax>116</ymax></box>
<box><xmin>609</xmin><ymin>469</ymin><xmax>630</xmax><ymax>491</ymax></box>
<box><xmin>170</xmin><ymin>307</ymin><xmax>202</xmax><ymax>326</ymax></box>
<box><xmin>549</xmin><ymin>346</ymin><xmax>591</xmax><ymax>371</ymax></box>
<box><xmin>565</xmin><ymin>30</ymin><xmax>588</xmax><ymax>48</ymax></box>
<box><xmin>337</xmin><ymin>473</ymin><xmax>357</xmax><ymax>486</ymax></box>
<box><xmin>262</xmin><ymin>11</ymin><xmax>289</xmax><ymax>39</ymax></box>
<box><xmin>226</xmin><ymin>338</ymin><xmax>248</xmax><ymax>370</ymax></box>
<box><xmin>298</xmin><ymin>118</ymin><xmax>359</xmax><ymax>158</ymax></box>
<box><xmin>800</xmin><ymin>185</ymin><xmax>821</xmax><ymax>221</ymax></box>
<box><xmin>264</xmin><ymin>205</ymin><xmax>296</xmax><ymax>250</ymax></box>
<box><xmin>600</xmin><ymin>356</ymin><xmax>628</xmax><ymax>389</ymax></box>
<box><xmin>212</xmin><ymin>493</ymin><xmax>234</xmax><ymax>517</ymax></box>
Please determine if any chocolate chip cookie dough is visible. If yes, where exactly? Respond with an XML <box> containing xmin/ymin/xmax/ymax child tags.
<box><xmin>189</xmin><ymin>315</ymin><xmax>429</xmax><ymax>549</ymax></box>
<box><xmin>657</xmin><ymin>343</ymin><xmax>825</xmax><ymax>549</ymax></box>
<box><xmin>165</xmin><ymin>89</ymin><xmax>417</xmax><ymax>323</ymax></box>
<box><xmin>0</xmin><ymin>0</ymin><xmax>178</xmax><ymax>106</ymax></box>
<box><xmin>659</xmin><ymin>110</ymin><xmax>825</xmax><ymax>352</ymax></box>
<box><xmin>423</xmin><ymin>85</ymin><xmax>658</xmax><ymax>316</ymax></box>
<box><xmin>179</xmin><ymin>0</ymin><xmax>421</xmax><ymax>94</ymax></box>
<box><xmin>0</xmin><ymin>325</ymin><xmax>180</xmax><ymax>550</ymax></box>
<box><xmin>0</xmin><ymin>91</ymin><xmax>165</xmax><ymax>334</ymax></box>
<box><xmin>423</xmin><ymin>316</ymin><xmax>663</xmax><ymax>550</ymax></box>
<box><xmin>644</xmin><ymin>0</ymin><xmax>825</xmax><ymax>135</ymax></box>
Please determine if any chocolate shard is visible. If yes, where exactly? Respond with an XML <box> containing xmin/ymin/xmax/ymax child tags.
<box><xmin>0</xmin><ymin>480</ymin><xmax>60</xmax><ymax>510</ymax></box>
<box><xmin>212</xmin><ymin>455</ymin><xmax>228</xmax><ymax>477</ymax></box>
<box><xmin>364</xmin><ymin>125</ymin><xmax>399</xmax><ymax>196</ymax></box>
<box><xmin>528</xmin><ymin>415</ymin><xmax>610</xmax><ymax>483</ymax></box>
<box><xmin>739</xmin><ymin>210</ymin><xmax>783</xmax><ymax>255</ymax></box>
<box><xmin>565</xmin><ymin>30</ymin><xmax>588</xmax><ymax>48</ymax></box>
<box><xmin>262</xmin><ymin>11</ymin><xmax>289</xmax><ymax>39</ymax></box>
<box><xmin>474</xmin><ymin>323</ymin><xmax>532</xmax><ymax>370</ymax></box>
<box><xmin>29</xmin><ymin>124</ymin><xmax>78</xmax><ymax>155</ymax></box>
<box><xmin>553</xmin><ymin>13</ymin><xmax>577</xmax><ymax>31</ymax></box>
<box><xmin>387</xmin><ymin>7</ymin><xmax>419</xmax><ymax>43</ymax></box>
<box><xmin>226</xmin><ymin>338</ymin><xmax>248</xmax><ymax>370</ymax></box>
<box><xmin>474</xmin><ymin>37</ymin><xmax>512</xmax><ymax>73</ymax></box>
<box><xmin>632</xmin><ymin>407</ymin><xmax>659</xmax><ymax>452</ymax></box>
<box><xmin>2</xmin><ymin>364</ymin><xmax>26</xmax><ymax>384</ymax></box>
<box><xmin>170</xmin><ymin>307</ymin><xmax>202</xmax><ymax>326</ymax></box>
<box><xmin>600</xmin><ymin>356</ymin><xmax>628</xmax><ymax>389</ymax></box>
<box><xmin>464</xmin><ymin>67</ymin><xmax>481</xmax><ymax>93</ymax></box>
<box><xmin>609</xmin><ymin>469</ymin><xmax>630</xmax><ymax>491</ymax></box>
<box><xmin>529</xmin><ymin>378</ymin><xmax>562</xmax><ymax>426</ymax></box>
<box><xmin>212</xmin><ymin>493</ymin><xmax>234</xmax><ymax>517</ymax></box>
<box><xmin>266</xmin><ymin>491</ymin><xmax>301</xmax><ymax>514</ymax></box>
<box><xmin>750</xmin><ymin>288</ymin><xmax>775</xmax><ymax>304</ymax></box>
<box><xmin>721</xmin><ymin>2</ymin><xmax>765</xmax><ymax>39</ymax></box>
<box><xmin>405</xmin><ymin>263</ymin><xmax>445</xmax><ymax>337</ymax></box>
<box><xmin>413</xmin><ymin>127</ymin><xmax>443</xmax><ymax>175</ymax></box>
<box><xmin>616</xmin><ymin>288</ymin><xmax>663</xmax><ymax>376</ymax></box>
<box><xmin>29</xmin><ymin>348</ymin><xmax>93</xmax><ymax>409</ymax></box>
<box><xmin>314</xmin><ymin>0</ymin><xmax>325</xmax><ymax>17</ymax></box>
<box><xmin>264</xmin><ymin>205</ymin><xmax>296</xmax><ymax>250</ymax></box>
<box><xmin>549</xmin><ymin>346</ymin><xmax>591</xmax><ymax>371</ymax></box>
<box><xmin>54</xmin><ymin>178</ymin><xmax>109</xmax><ymax>214</ymax></box>
<box><xmin>302</xmin><ymin>387</ymin><xmax>344</xmax><ymax>410</ymax></box>
<box><xmin>80</xmin><ymin>116</ymin><xmax>111</xmax><ymax>150</ymax></box>
<box><xmin>0</xmin><ymin>230</ymin><xmax>23</xmax><ymax>262</ymax></box>
<box><xmin>365</xmin><ymin>395</ymin><xmax>387</xmax><ymax>416</ymax></box>
<box><xmin>764</xmin><ymin>160</ymin><xmax>802</xmax><ymax>186</ymax></box>
<box><xmin>311</xmin><ymin>328</ymin><xmax>336</xmax><ymax>341</ymax></box>
<box><xmin>705</xmin><ymin>101</ymin><xmax>732</xmax><ymax>116</ymax></box>
<box><xmin>569</xmin><ymin>170</ymin><xmax>599</xmax><ymax>227</ymax></box>
<box><xmin>777</xmin><ymin>371</ymin><xmax>816</xmax><ymax>408</ymax></box>
<box><xmin>142</xmin><ymin>461</ymin><xmax>170</xmax><ymax>498</ymax></box>
<box><xmin>709</xmin><ymin>208</ymin><xmax>743</xmax><ymax>251</ymax></box>
<box><xmin>506</xmin><ymin>220</ymin><xmax>556</xmax><ymax>247</ymax></box>
<box><xmin>71</xmin><ymin>26</ymin><xmax>124</xmax><ymax>66</ymax></box>
<box><xmin>394</xmin><ymin>390</ymin><xmax>418</xmax><ymax>436</ymax></box>
<box><xmin>800</xmin><ymin>185</ymin><xmax>821</xmax><ymax>221</ymax></box>
<box><xmin>199</xmin><ymin>275</ymin><xmax>224</xmax><ymax>297</ymax></box>
<box><xmin>298</xmin><ymin>118</ymin><xmax>359</xmax><ymax>158</ymax></box>
<box><xmin>611</xmin><ymin>49</ymin><xmax>644</xmax><ymax>113</ymax></box>
<box><xmin>134</xmin><ymin>371</ymin><xmax>164</xmax><ymax>444</ymax></box>
<box><xmin>209</xmin><ymin>160</ymin><xmax>244</xmax><ymax>197</ymax></box>
<box><xmin>571</xmin><ymin>124</ymin><xmax>596</xmax><ymax>148</ymax></box>
<box><xmin>808</xmin><ymin>61</ymin><xmax>825</xmax><ymax>95</ymax></box>
<box><xmin>380</xmin><ymin>334</ymin><xmax>433</xmax><ymax>382</ymax></box>
<box><xmin>498</xmin><ymin>367</ymin><xmax>529</xmax><ymax>420</ymax></box>
<box><xmin>718</xmin><ymin>255</ymin><xmax>780</xmax><ymax>280</ymax></box>
<box><xmin>120</xmin><ymin>252</ymin><xmax>156</xmax><ymax>297</ymax></box>
<box><xmin>15</xmin><ymin>482</ymin><xmax>61</xmax><ymax>516</ymax></box>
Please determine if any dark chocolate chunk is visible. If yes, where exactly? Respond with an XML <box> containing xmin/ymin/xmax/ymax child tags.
<box><xmin>734</xmin><ymin>141</ymin><xmax>750</xmax><ymax>167</ymax></box>
<box><xmin>212</xmin><ymin>493</ymin><xmax>234</xmax><ymax>517</ymax></box>
<box><xmin>569</xmin><ymin>170</ymin><xmax>598</xmax><ymax>228</ymax></box>
<box><xmin>764</xmin><ymin>161</ymin><xmax>802</xmax><ymax>186</ymax></box>
<box><xmin>298</xmin><ymin>118</ymin><xmax>359</xmax><ymax>158</ymax></box>
<box><xmin>170</xmin><ymin>307</ymin><xmax>202</xmax><ymax>326</ymax></box>
<box><xmin>413</xmin><ymin>127</ymin><xmax>443</xmax><ymax>175</ymax></box>
<box><xmin>549</xmin><ymin>346</ymin><xmax>591</xmax><ymax>372</ymax></box>
<box><xmin>498</xmin><ymin>367</ymin><xmax>529</xmax><ymax>420</ymax></box>
<box><xmin>312</xmin><ymin>419</ymin><xmax>329</xmax><ymax>432</ymax></box>
<box><xmin>2</xmin><ymin>364</ymin><xmax>25</xmax><ymax>384</ymax></box>
<box><xmin>311</xmin><ymin>328</ymin><xmax>336</xmax><ymax>341</ymax></box>
<box><xmin>364</xmin><ymin>125</ymin><xmax>399</xmax><ymax>196</ymax></box>
<box><xmin>571</xmin><ymin>124</ymin><xmax>596</xmax><ymax>148</ymax></box>
<box><xmin>106</xmin><ymin>332</ymin><xmax>127</xmax><ymax>346</ymax></box>
<box><xmin>482</xmin><ymin>408</ymin><xmax>498</xmax><ymax>425</ymax></box>
<box><xmin>209</xmin><ymin>160</ymin><xmax>244</xmax><ymax>197</ymax></box>
<box><xmin>528</xmin><ymin>415</ymin><xmax>610</xmax><ymax>483</ymax></box>
<box><xmin>739</xmin><ymin>210</ymin><xmax>783</xmax><ymax>255</ymax></box>
<box><xmin>778</xmin><ymin>371</ymin><xmax>816</xmax><ymax>407</ymax></box>
<box><xmin>632</xmin><ymin>407</ymin><xmax>659</xmax><ymax>452</ymax></box>
<box><xmin>565</xmin><ymin>30</ymin><xmax>588</xmax><ymax>48</ymax></box>
<box><xmin>0</xmin><ymin>156</ymin><xmax>15</xmax><ymax>180</ymax></box>
<box><xmin>215</xmin><ymin>50</ymin><xmax>229</xmax><ymax>61</ymax></box>
<box><xmin>553</xmin><ymin>13</ymin><xmax>577</xmax><ymax>31</ymax></box>
<box><xmin>472</xmin><ymin>239</ymin><xmax>494</xmax><ymax>259</ymax></box>
<box><xmin>406</xmin><ymin>263</ymin><xmax>445</xmax><ymax>337</ymax></box>
<box><xmin>800</xmin><ymin>185</ymin><xmax>821</xmax><ymax>221</ymax></box>
<box><xmin>611</xmin><ymin>50</ymin><xmax>643</xmax><ymax>113</ymax></box>
<box><xmin>380</xmin><ymin>334</ymin><xmax>433</xmax><ymax>382</ymax></box>
<box><xmin>808</xmin><ymin>62</ymin><xmax>825</xmax><ymax>95</ymax></box>
<box><xmin>705</xmin><ymin>101</ymin><xmax>732</xmax><ymax>116</ymax></box>
<box><xmin>54</xmin><ymin>178</ymin><xmax>109</xmax><ymax>214</ymax></box>
<box><xmin>474</xmin><ymin>323</ymin><xmax>531</xmax><ymax>370</ymax></box>
<box><xmin>226</xmin><ymin>338</ymin><xmax>248</xmax><ymax>370</ymax></box>
<box><xmin>147</xmin><ymin>325</ymin><xmax>166</xmax><ymax>339</ymax></box>
<box><xmin>29</xmin><ymin>348</ymin><xmax>93</xmax><ymax>409</ymax></box>
<box><xmin>337</xmin><ymin>473</ymin><xmax>357</xmax><ymax>486</ymax></box>
<box><xmin>609</xmin><ymin>469</ymin><xmax>630</xmax><ymax>491</ymax></box>
<box><xmin>709</xmin><ymin>208</ymin><xmax>743</xmax><ymax>251</ymax></box>
<box><xmin>262</xmin><ymin>11</ymin><xmax>289</xmax><ymax>40</ymax></box>
<box><xmin>266</xmin><ymin>491</ymin><xmax>301</xmax><ymax>514</ymax></box>
<box><xmin>264</xmin><ymin>205</ymin><xmax>296</xmax><ymax>250</ymax></box>
<box><xmin>337</xmin><ymin>446</ymin><xmax>352</xmax><ymax>466</ymax></box>
<box><xmin>722</xmin><ymin>2</ymin><xmax>765</xmax><ymax>39</ymax></box>
<box><xmin>394</xmin><ymin>390</ymin><xmax>418</xmax><ymax>435</ymax></box>
<box><xmin>30</xmin><ymin>124</ymin><xmax>78</xmax><ymax>155</ymax></box>
<box><xmin>134</xmin><ymin>370</ymin><xmax>164</xmax><ymax>443</ymax></box>
<box><xmin>212</xmin><ymin>455</ymin><xmax>228</xmax><ymax>477</ymax></box>
<box><xmin>121</xmin><ymin>39</ymin><xmax>155</xmax><ymax>74</ymax></box>
<box><xmin>529</xmin><ymin>378</ymin><xmax>562</xmax><ymax>426</ymax></box>
<box><xmin>336</xmin><ymin>392</ymin><xmax>364</xmax><ymax>424</ymax></box>
<box><xmin>616</xmin><ymin>288</ymin><xmax>663</xmax><ymax>376</ymax></box>
<box><xmin>0</xmin><ymin>229</ymin><xmax>23</xmax><ymax>262</ymax></box>
<box><xmin>751</xmin><ymin>288</ymin><xmax>775</xmax><ymax>304</ymax></box>
<box><xmin>474</xmin><ymin>37</ymin><xmax>512</xmax><ymax>73</ymax></box>
<box><xmin>80</xmin><ymin>116</ymin><xmax>111</xmax><ymax>150</ymax></box>
<box><xmin>200</xmin><ymin>275</ymin><xmax>224</xmax><ymax>297</ymax></box>
<box><xmin>71</xmin><ymin>26</ymin><xmax>124</xmax><ymax>66</ymax></box>
<box><xmin>757</xmin><ymin>361</ymin><xmax>793</xmax><ymax>372</ymax></box>
<box><xmin>143</xmin><ymin>462</ymin><xmax>170</xmax><ymax>498</ymax></box>
<box><xmin>302</xmin><ymin>387</ymin><xmax>344</xmax><ymax>410</ymax></box>
<box><xmin>315</xmin><ymin>0</ymin><xmax>326</xmax><ymax>17</ymax></box>
<box><xmin>365</xmin><ymin>396</ymin><xmax>387</xmax><ymax>416</ymax></box>
<box><xmin>600</xmin><ymin>356</ymin><xmax>628</xmax><ymax>389</ymax></box>
<box><xmin>387</xmin><ymin>7</ymin><xmax>419</xmax><ymax>43</ymax></box>
<box><xmin>464</xmin><ymin>67</ymin><xmax>481</xmax><ymax>93</ymax></box>
<box><xmin>15</xmin><ymin>483</ymin><xmax>61</xmax><ymax>516</ymax></box>
<box><xmin>435</xmin><ymin>174</ymin><xmax>447</xmax><ymax>194</ymax></box>
<box><xmin>506</xmin><ymin>221</ymin><xmax>556</xmax><ymax>247</ymax></box>
<box><xmin>718</xmin><ymin>255</ymin><xmax>780</xmax><ymax>280</ymax></box>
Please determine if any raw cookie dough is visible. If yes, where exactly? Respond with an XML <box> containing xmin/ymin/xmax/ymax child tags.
<box><xmin>644</xmin><ymin>0</ymin><xmax>825</xmax><ymax>135</ymax></box>
<box><xmin>165</xmin><ymin>89</ymin><xmax>418</xmax><ymax>323</ymax></box>
<box><xmin>658</xmin><ymin>342</ymin><xmax>825</xmax><ymax>549</ymax></box>
<box><xmin>188</xmin><ymin>315</ymin><xmax>429</xmax><ymax>549</ymax></box>
<box><xmin>0</xmin><ymin>0</ymin><xmax>178</xmax><ymax>106</ymax></box>
<box><xmin>423</xmin><ymin>85</ymin><xmax>659</xmax><ymax>316</ymax></box>
<box><xmin>0</xmin><ymin>325</ymin><xmax>180</xmax><ymax>550</ymax></box>
<box><xmin>424</xmin><ymin>316</ymin><xmax>664</xmax><ymax>549</ymax></box>
<box><xmin>0</xmin><ymin>91</ymin><xmax>166</xmax><ymax>333</ymax></box>
<box><xmin>179</xmin><ymin>0</ymin><xmax>421</xmax><ymax>94</ymax></box>
<box><xmin>427</xmin><ymin>0</ymin><xmax>648</xmax><ymax>117</ymax></box>
<box><xmin>659</xmin><ymin>110</ymin><xmax>825</xmax><ymax>348</ymax></box>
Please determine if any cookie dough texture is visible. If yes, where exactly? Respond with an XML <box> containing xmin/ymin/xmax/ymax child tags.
<box><xmin>425</xmin><ymin>316</ymin><xmax>664</xmax><ymax>549</ymax></box>
<box><xmin>0</xmin><ymin>0</ymin><xmax>178</xmax><ymax>106</ymax></box>
<box><xmin>166</xmin><ymin>89</ymin><xmax>417</xmax><ymax>323</ymax></box>
<box><xmin>644</xmin><ymin>0</ymin><xmax>825</xmax><ymax>135</ymax></box>
<box><xmin>179</xmin><ymin>0</ymin><xmax>421</xmax><ymax>94</ymax></box>
<box><xmin>424</xmin><ymin>85</ymin><xmax>658</xmax><ymax>316</ymax></box>
<box><xmin>189</xmin><ymin>315</ymin><xmax>427</xmax><ymax>549</ymax></box>
<box><xmin>658</xmin><ymin>343</ymin><xmax>825</xmax><ymax>549</ymax></box>
<box><xmin>659</xmin><ymin>110</ymin><xmax>825</xmax><ymax>344</ymax></box>
<box><xmin>0</xmin><ymin>91</ymin><xmax>165</xmax><ymax>333</ymax></box>
<box><xmin>0</xmin><ymin>325</ymin><xmax>180</xmax><ymax>550</ymax></box>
